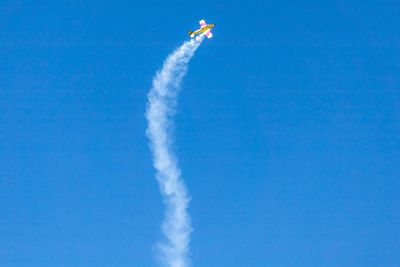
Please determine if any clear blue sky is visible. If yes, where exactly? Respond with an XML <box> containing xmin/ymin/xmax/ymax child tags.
<box><xmin>1</xmin><ymin>1</ymin><xmax>399</xmax><ymax>266</ymax></box>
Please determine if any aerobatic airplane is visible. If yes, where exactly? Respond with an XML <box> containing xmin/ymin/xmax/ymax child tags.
<box><xmin>188</xmin><ymin>19</ymin><xmax>215</xmax><ymax>39</ymax></box>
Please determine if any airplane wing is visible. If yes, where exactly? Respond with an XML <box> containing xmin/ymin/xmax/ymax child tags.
<box><xmin>199</xmin><ymin>19</ymin><xmax>207</xmax><ymax>28</ymax></box>
<box><xmin>204</xmin><ymin>29</ymin><xmax>213</xmax><ymax>39</ymax></box>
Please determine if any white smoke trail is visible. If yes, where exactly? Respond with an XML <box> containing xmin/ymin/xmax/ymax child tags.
<box><xmin>145</xmin><ymin>35</ymin><xmax>204</xmax><ymax>267</ymax></box>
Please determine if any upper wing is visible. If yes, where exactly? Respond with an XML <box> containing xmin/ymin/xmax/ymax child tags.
<box><xmin>199</xmin><ymin>19</ymin><xmax>207</xmax><ymax>28</ymax></box>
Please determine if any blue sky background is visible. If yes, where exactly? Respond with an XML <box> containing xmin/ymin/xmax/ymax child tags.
<box><xmin>1</xmin><ymin>1</ymin><xmax>399</xmax><ymax>266</ymax></box>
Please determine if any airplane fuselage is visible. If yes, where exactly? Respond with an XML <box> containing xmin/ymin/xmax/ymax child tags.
<box><xmin>189</xmin><ymin>23</ymin><xmax>215</xmax><ymax>37</ymax></box>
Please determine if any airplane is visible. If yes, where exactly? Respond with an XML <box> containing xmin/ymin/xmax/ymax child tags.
<box><xmin>188</xmin><ymin>19</ymin><xmax>215</xmax><ymax>39</ymax></box>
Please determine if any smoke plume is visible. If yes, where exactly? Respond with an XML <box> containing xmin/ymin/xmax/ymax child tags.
<box><xmin>146</xmin><ymin>36</ymin><xmax>204</xmax><ymax>267</ymax></box>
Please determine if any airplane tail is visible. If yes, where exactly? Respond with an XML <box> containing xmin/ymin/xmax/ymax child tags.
<box><xmin>188</xmin><ymin>31</ymin><xmax>194</xmax><ymax>37</ymax></box>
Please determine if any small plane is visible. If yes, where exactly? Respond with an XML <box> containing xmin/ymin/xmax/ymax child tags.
<box><xmin>188</xmin><ymin>19</ymin><xmax>215</xmax><ymax>39</ymax></box>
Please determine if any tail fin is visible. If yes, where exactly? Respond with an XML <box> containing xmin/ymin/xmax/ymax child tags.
<box><xmin>188</xmin><ymin>31</ymin><xmax>194</xmax><ymax>37</ymax></box>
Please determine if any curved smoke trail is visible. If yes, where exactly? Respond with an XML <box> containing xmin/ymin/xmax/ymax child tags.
<box><xmin>146</xmin><ymin>36</ymin><xmax>204</xmax><ymax>267</ymax></box>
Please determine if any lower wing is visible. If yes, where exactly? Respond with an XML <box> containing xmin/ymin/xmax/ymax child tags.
<box><xmin>204</xmin><ymin>29</ymin><xmax>213</xmax><ymax>39</ymax></box>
